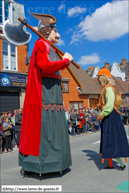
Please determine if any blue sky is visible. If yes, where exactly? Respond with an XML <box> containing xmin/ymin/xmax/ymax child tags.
<box><xmin>16</xmin><ymin>0</ymin><xmax>128</xmax><ymax>71</ymax></box>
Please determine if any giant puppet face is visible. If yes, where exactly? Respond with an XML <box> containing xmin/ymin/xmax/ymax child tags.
<box><xmin>47</xmin><ymin>27</ymin><xmax>60</xmax><ymax>43</ymax></box>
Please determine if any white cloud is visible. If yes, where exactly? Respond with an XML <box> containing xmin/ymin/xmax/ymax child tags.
<box><xmin>58</xmin><ymin>1</ymin><xmax>65</xmax><ymax>12</ymax></box>
<box><xmin>67</xmin><ymin>6</ymin><xmax>87</xmax><ymax>17</ymax></box>
<box><xmin>57</xmin><ymin>38</ymin><xmax>65</xmax><ymax>46</ymax></box>
<box><xmin>77</xmin><ymin>53</ymin><xmax>100</xmax><ymax>66</ymax></box>
<box><xmin>70</xmin><ymin>0</ymin><xmax>128</xmax><ymax>44</ymax></box>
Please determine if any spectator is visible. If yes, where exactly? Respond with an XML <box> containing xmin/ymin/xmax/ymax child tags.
<box><xmin>119</xmin><ymin>106</ymin><xmax>125</xmax><ymax>122</ymax></box>
<box><xmin>91</xmin><ymin>113</ymin><xmax>98</xmax><ymax>131</ymax></box>
<box><xmin>15</xmin><ymin>108</ymin><xmax>23</xmax><ymax>148</ymax></box>
<box><xmin>64</xmin><ymin>107</ymin><xmax>70</xmax><ymax>134</ymax></box>
<box><xmin>86</xmin><ymin>108</ymin><xmax>90</xmax><ymax>114</ymax></box>
<box><xmin>3</xmin><ymin>117</ymin><xmax>12</xmax><ymax>153</ymax></box>
<box><xmin>75</xmin><ymin>110</ymin><xmax>81</xmax><ymax>135</ymax></box>
<box><xmin>8</xmin><ymin>111</ymin><xmax>15</xmax><ymax>149</ymax></box>
<box><xmin>0</xmin><ymin>112</ymin><xmax>4</xmax><ymax>119</ymax></box>
<box><xmin>12</xmin><ymin>110</ymin><xmax>17</xmax><ymax>117</ymax></box>
<box><xmin>70</xmin><ymin>109</ymin><xmax>76</xmax><ymax>136</ymax></box>
<box><xmin>8</xmin><ymin>111</ymin><xmax>13</xmax><ymax>123</ymax></box>
<box><xmin>80</xmin><ymin>108</ymin><xmax>86</xmax><ymax>134</ymax></box>
<box><xmin>87</xmin><ymin>114</ymin><xmax>95</xmax><ymax>132</ymax></box>
<box><xmin>1</xmin><ymin>112</ymin><xmax>6</xmax><ymax>123</ymax></box>
<box><xmin>12</xmin><ymin>110</ymin><xmax>17</xmax><ymax>126</ymax></box>
<box><xmin>97</xmin><ymin>110</ymin><xmax>102</xmax><ymax>130</ymax></box>
<box><xmin>0</xmin><ymin>118</ymin><xmax>5</xmax><ymax>154</ymax></box>
<box><xmin>84</xmin><ymin>108</ymin><xmax>88</xmax><ymax>133</ymax></box>
<box><xmin>123</xmin><ymin>106</ymin><xmax>128</xmax><ymax>125</ymax></box>
<box><xmin>90</xmin><ymin>106</ymin><xmax>93</xmax><ymax>114</ymax></box>
<box><xmin>92</xmin><ymin>106</ymin><xmax>98</xmax><ymax>117</ymax></box>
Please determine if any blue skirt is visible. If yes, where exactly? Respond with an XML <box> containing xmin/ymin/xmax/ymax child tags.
<box><xmin>100</xmin><ymin>109</ymin><xmax>129</xmax><ymax>158</ymax></box>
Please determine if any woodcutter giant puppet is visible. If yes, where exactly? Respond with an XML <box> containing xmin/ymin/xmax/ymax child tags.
<box><xmin>3</xmin><ymin>12</ymin><xmax>73</xmax><ymax>175</ymax></box>
<box><xmin>19</xmin><ymin>13</ymin><xmax>73</xmax><ymax>175</ymax></box>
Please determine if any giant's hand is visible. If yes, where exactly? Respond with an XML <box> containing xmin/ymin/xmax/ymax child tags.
<box><xmin>96</xmin><ymin>114</ymin><xmax>104</xmax><ymax>121</ymax></box>
<box><xmin>62</xmin><ymin>52</ymin><xmax>73</xmax><ymax>62</ymax></box>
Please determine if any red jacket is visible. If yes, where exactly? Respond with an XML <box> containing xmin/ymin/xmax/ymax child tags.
<box><xmin>19</xmin><ymin>39</ymin><xmax>70</xmax><ymax>156</ymax></box>
<box><xmin>80</xmin><ymin>113</ymin><xmax>86</xmax><ymax>125</ymax></box>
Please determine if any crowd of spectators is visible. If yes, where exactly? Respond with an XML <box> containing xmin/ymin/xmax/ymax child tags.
<box><xmin>0</xmin><ymin>109</ymin><xmax>23</xmax><ymax>154</ymax></box>
<box><xmin>65</xmin><ymin>105</ymin><xmax>129</xmax><ymax>136</ymax></box>
<box><xmin>0</xmin><ymin>105</ymin><xmax>128</xmax><ymax>153</ymax></box>
<box><xmin>64</xmin><ymin>106</ymin><xmax>101</xmax><ymax>136</ymax></box>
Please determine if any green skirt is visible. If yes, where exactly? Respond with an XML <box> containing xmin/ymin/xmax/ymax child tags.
<box><xmin>19</xmin><ymin>77</ymin><xmax>72</xmax><ymax>174</ymax></box>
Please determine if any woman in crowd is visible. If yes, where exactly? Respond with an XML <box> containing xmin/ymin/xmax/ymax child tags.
<box><xmin>3</xmin><ymin>117</ymin><xmax>12</xmax><ymax>153</ymax></box>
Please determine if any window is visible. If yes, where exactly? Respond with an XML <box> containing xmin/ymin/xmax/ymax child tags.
<box><xmin>62</xmin><ymin>79</ymin><xmax>69</xmax><ymax>92</ymax></box>
<box><xmin>0</xmin><ymin>0</ymin><xmax>11</xmax><ymax>24</ymax></box>
<box><xmin>69</xmin><ymin>101</ymin><xmax>83</xmax><ymax>110</ymax></box>
<box><xmin>10</xmin><ymin>44</ymin><xmax>16</xmax><ymax>70</ymax></box>
<box><xmin>0</xmin><ymin>1</ymin><xmax>2</xmax><ymax>23</ymax></box>
<box><xmin>2</xmin><ymin>41</ymin><xmax>8</xmax><ymax>69</ymax></box>
<box><xmin>4</xmin><ymin>2</ymin><xmax>9</xmax><ymax>21</ymax></box>
<box><xmin>2</xmin><ymin>40</ymin><xmax>17</xmax><ymax>71</ymax></box>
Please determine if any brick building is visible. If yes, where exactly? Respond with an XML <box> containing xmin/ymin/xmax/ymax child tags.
<box><xmin>0</xmin><ymin>0</ymin><xmax>28</xmax><ymax>112</ymax></box>
<box><xmin>60</xmin><ymin>63</ymin><xmax>102</xmax><ymax>109</ymax></box>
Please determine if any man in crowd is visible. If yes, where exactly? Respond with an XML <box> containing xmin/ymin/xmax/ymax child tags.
<box><xmin>15</xmin><ymin>108</ymin><xmax>23</xmax><ymax>148</ymax></box>
<box><xmin>12</xmin><ymin>110</ymin><xmax>17</xmax><ymax>126</ymax></box>
<box><xmin>91</xmin><ymin>113</ymin><xmax>98</xmax><ymax>131</ymax></box>
<box><xmin>70</xmin><ymin>109</ymin><xmax>76</xmax><ymax>136</ymax></box>
<box><xmin>87</xmin><ymin>114</ymin><xmax>95</xmax><ymax>132</ymax></box>
<box><xmin>92</xmin><ymin>106</ymin><xmax>98</xmax><ymax>117</ymax></box>
<box><xmin>64</xmin><ymin>107</ymin><xmax>70</xmax><ymax>134</ymax></box>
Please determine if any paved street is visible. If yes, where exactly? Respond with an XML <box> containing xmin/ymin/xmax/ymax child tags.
<box><xmin>1</xmin><ymin>126</ymin><xmax>129</xmax><ymax>193</ymax></box>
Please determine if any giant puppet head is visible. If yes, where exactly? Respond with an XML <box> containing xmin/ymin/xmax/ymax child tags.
<box><xmin>30</xmin><ymin>12</ymin><xmax>60</xmax><ymax>43</ymax></box>
<box><xmin>97</xmin><ymin>68</ymin><xmax>115</xmax><ymax>87</ymax></box>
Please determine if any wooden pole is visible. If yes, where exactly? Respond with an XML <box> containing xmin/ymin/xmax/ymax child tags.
<box><xmin>57</xmin><ymin>51</ymin><xmax>82</xmax><ymax>88</ymax></box>
<box><xmin>18</xmin><ymin>17</ymin><xmax>80</xmax><ymax>69</ymax></box>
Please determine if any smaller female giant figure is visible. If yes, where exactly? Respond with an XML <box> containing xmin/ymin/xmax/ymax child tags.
<box><xmin>96</xmin><ymin>68</ymin><xmax>129</xmax><ymax>170</ymax></box>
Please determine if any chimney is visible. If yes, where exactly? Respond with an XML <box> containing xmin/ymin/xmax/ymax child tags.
<box><xmin>104</xmin><ymin>62</ymin><xmax>109</xmax><ymax>68</ymax></box>
<box><xmin>88</xmin><ymin>66</ymin><xmax>94</xmax><ymax>73</ymax></box>
<box><xmin>121</xmin><ymin>58</ymin><xmax>126</xmax><ymax>66</ymax></box>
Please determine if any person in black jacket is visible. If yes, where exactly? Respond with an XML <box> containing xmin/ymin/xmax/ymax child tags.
<box><xmin>70</xmin><ymin>109</ymin><xmax>76</xmax><ymax>136</ymax></box>
<box><xmin>15</xmin><ymin>109</ymin><xmax>23</xmax><ymax>148</ymax></box>
<box><xmin>75</xmin><ymin>110</ymin><xmax>81</xmax><ymax>135</ymax></box>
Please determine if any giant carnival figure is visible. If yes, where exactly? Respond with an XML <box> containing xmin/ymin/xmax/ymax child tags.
<box><xmin>96</xmin><ymin>68</ymin><xmax>129</xmax><ymax>170</ymax></box>
<box><xmin>16</xmin><ymin>13</ymin><xmax>73</xmax><ymax>175</ymax></box>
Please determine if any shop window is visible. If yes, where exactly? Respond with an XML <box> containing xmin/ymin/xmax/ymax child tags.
<box><xmin>2</xmin><ymin>40</ymin><xmax>17</xmax><ymax>71</ymax></box>
<box><xmin>62</xmin><ymin>81</ymin><xmax>69</xmax><ymax>92</ymax></box>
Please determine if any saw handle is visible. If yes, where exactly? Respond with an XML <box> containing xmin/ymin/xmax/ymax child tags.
<box><xmin>18</xmin><ymin>17</ymin><xmax>80</xmax><ymax>69</ymax></box>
